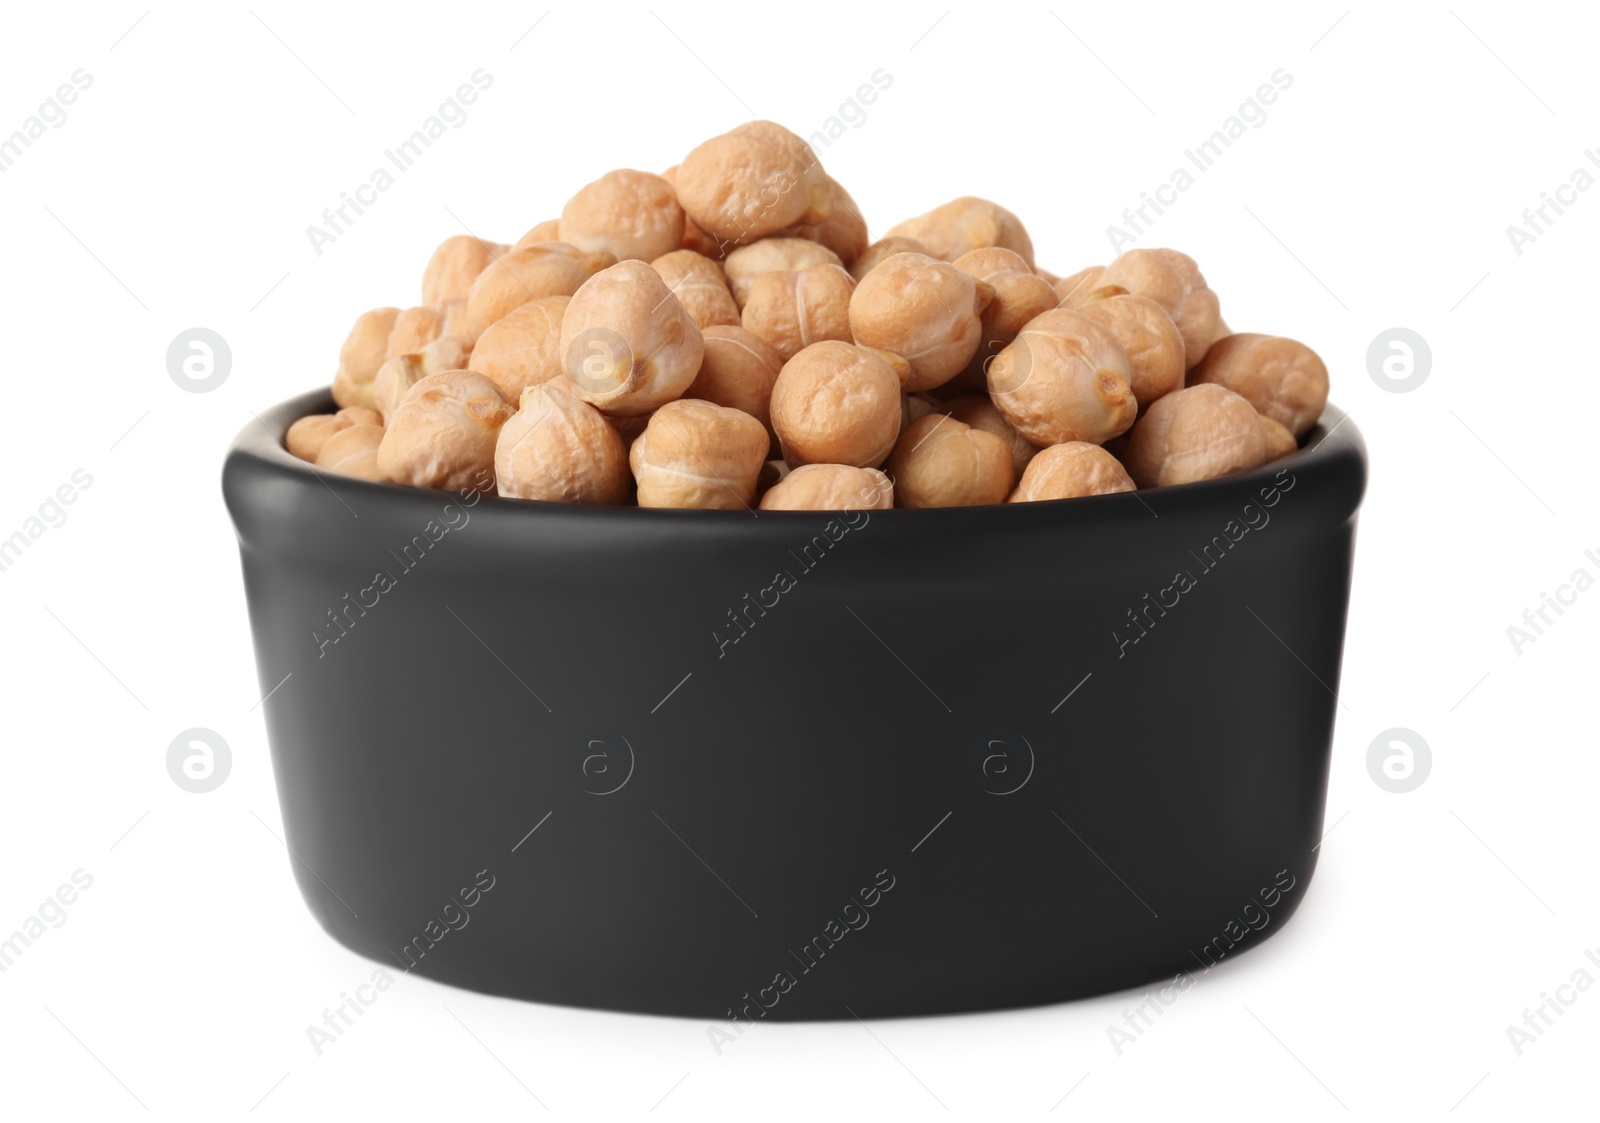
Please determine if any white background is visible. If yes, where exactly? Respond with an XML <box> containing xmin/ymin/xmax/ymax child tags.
<box><xmin>1</xmin><ymin>2</ymin><xmax>1595</xmax><ymax>1119</ymax></box>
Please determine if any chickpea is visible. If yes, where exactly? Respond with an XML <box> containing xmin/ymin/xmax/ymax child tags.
<box><xmin>1122</xmin><ymin>383</ymin><xmax>1268</xmax><ymax>488</ymax></box>
<box><xmin>374</xmin><ymin>336</ymin><xmax>475</xmax><ymax>421</ymax></box>
<box><xmin>887</xmin><ymin>413</ymin><xmax>1014</xmax><ymax>508</ymax></box>
<box><xmin>954</xmin><ymin>247</ymin><xmax>1058</xmax><ymax>386</ymax></box>
<box><xmin>1053</xmin><ymin>265</ymin><xmax>1103</xmax><ymax>306</ymax></box>
<box><xmin>849</xmin><ymin>253</ymin><xmax>993</xmax><ymax>392</ymax></box>
<box><xmin>464</xmin><ymin>242</ymin><xmax>615</xmax><ymax>340</ymax></box>
<box><xmin>495</xmin><ymin>383</ymin><xmax>631</xmax><ymax>504</ymax></box>
<box><xmin>741</xmin><ymin>263</ymin><xmax>855</xmax><ymax>361</ymax></box>
<box><xmin>759</xmin><ymin>463</ymin><xmax>894</xmax><ymax>511</ymax></box>
<box><xmin>1258</xmin><ymin>413</ymin><xmax>1298</xmax><ymax>461</ymax></box>
<box><xmin>723</xmin><ymin>237</ymin><xmax>843</xmax><ymax>308</ymax></box>
<box><xmin>316</xmin><ymin>424</ymin><xmax>386</xmax><ymax>481</ymax></box>
<box><xmin>286</xmin><ymin>406</ymin><xmax>383</xmax><ymax>462</ymax></box>
<box><xmin>629</xmin><ymin>398</ymin><xmax>768</xmax><ymax>509</ymax></box>
<box><xmin>559</xmin><ymin>259</ymin><xmax>704</xmax><ymax>416</ymax></box>
<box><xmin>1009</xmin><ymin>442</ymin><xmax>1134</xmax><ymax>502</ymax></box>
<box><xmin>649</xmin><ymin>249</ymin><xmax>740</xmax><ymax>330</ymax></box>
<box><xmin>686</xmin><ymin>325</ymin><xmax>783</xmax><ymax>445</ymax></box>
<box><xmin>1099</xmin><ymin>248</ymin><xmax>1222</xmax><ymax>368</ymax></box>
<box><xmin>1188</xmin><ymin>333</ymin><xmax>1329</xmax><ymax>438</ymax></box>
<box><xmin>331</xmin><ymin>307</ymin><xmax>401</xmax><ymax>410</ymax></box>
<box><xmin>660</xmin><ymin>164</ymin><xmax>728</xmax><ymax>260</ymax></box>
<box><xmin>770</xmin><ymin>341</ymin><xmax>903</xmax><ymax>468</ymax></box>
<box><xmin>376</xmin><ymin>370</ymin><xmax>515</xmax><ymax>491</ymax></box>
<box><xmin>676</xmin><ymin>121</ymin><xmax>831</xmax><ymax>244</ymax></box>
<box><xmin>944</xmin><ymin>393</ymin><xmax>1041</xmax><ymax>480</ymax></box>
<box><xmin>775</xmin><ymin>176</ymin><xmax>869</xmax><ymax>266</ymax></box>
<box><xmin>903</xmin><ymin>391</ymin><xmax>945</xmax><ymax>429</ymax></box>
<box><xmin>1073</xmin><ymin>294</ymin><xmax>1186</xmax><ymax>411</ymax></box>
<box><xmin>421</xmin><ymin>235</ymin><xmax>507</xmax><ymax>305</ymax></box>
<box><xmin>886</xmin><ymin>196</ymin><xmax>1034</xmax><ymax>267</ymax></box>
<box><xmin>987</xmin><ymin>308</ymin><xmax>1137</xmax><ymax>446</ymax></box>
<box><xmin>850</xmin><ymin>236</ymin><xmax>928</xmax><ymax>282</ymax></box>
<box><xmin>465</xmin><ymin>295</ymin><xmax>569</xmax><ymax>403</ymax></box>
<box><xmin>386</xmin><ymin>302</ymin><xmax>462</xmax><ymax>360</ymax></box>
<box><xmin>559</xmin><ymin>169</ymin><xmax>686</xmax><ymax>263</ymax></box>
<box><xmin>1035</xmin><ymin>266</ymin><xmax>1062</xmax><ymax>286</ymax></box>
<box><xmin>513</xmin><ymin>219</ymin><xmax>561</xmax><ymax>252</ymax></box>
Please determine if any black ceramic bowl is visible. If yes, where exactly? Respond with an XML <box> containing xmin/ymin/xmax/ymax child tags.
<box><xmin>224</xmin><ymin>391</ymin><xmax>1365</xmax><ymax>1022</ymax></box>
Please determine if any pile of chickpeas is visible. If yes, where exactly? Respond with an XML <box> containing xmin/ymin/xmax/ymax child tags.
<box><xmin>287</xmin><ymin>120</ymin><xmax>1329</xmax><ymax>511</ymax></box>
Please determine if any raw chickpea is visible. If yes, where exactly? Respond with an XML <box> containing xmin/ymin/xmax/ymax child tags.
<box><xmin>1009</xmin><ymin>442</ymin><xmax>1135</xmax><ymax>502</ymax></box>
<box><xmin>1099</xmin><ymin>248</ymin><xmax>1222</xmax><ymax>368</ymax></box>
<box><xmin>1035</xmin><ymin>266</ymin><xmax>1061</xmax><ymax>286</ymax></box>
<box><xmin>286</xmin><ymin>406</ymin><xmax>383</xmax><ymax>462</ymax></box>
<box><xmin>649</xmin><ymin>249</ymin><xmax>740</xmax><ymax>330</ymax></box>
<box><xmin>560</xmin><ymin>259</ymin><xmax>704</xmax><ymax>416</ymax></box>
<box><xmin>723</xmin><ymin>237</ymin><xmax>843</xmax><ymax>308</ymax></box>
<box><xmin>1188</xmin><ymin>333</ymin><xmax>1329</xmax><ymax>438</ymax></box>
<box><xmin>331</xmin><ymin>307</ymin><xmax>401</xmax><ymax>410</ymax></box>
<box><xmin>495</xmin><ymin>383</ymin><xmax>630</xmax><ymax>504</ymax></box>
<box><xmin>421</xmin><ymin>235</ymin><xmax>507</xmax><ymax>305</ymax></box>
<box><xmin>1073</xmin><ymin>294</ymin><xmax>1187</xmax><ymax>411</ymax></box>
<box><xmin>954</xmin><ymin>247</ymin><xmax>1059</xmax><ymax>386</ymax></box>
<box><xmin>944</xmin><ymin>394</ymin><xmax>1041</xmax><ymax>480</ymax></box>
<box><xmin>887</xmin><ymin>413</ymin><xmax>1014</xmax><ymax>508</ymax></box>
<box><xmin>513</xmin><ymin>219</ymin><xmax>561</xmax><ymax>252</ymax></box>
<box><xmin>987</xmin><ymin>308</ymin><xmax>1137</xmax><ymax>446</ymax></box>
<box><xmin>686</xmin><ymin>325</ymin><xmax>783</xmax><ymax>445</ymax></box>
<box><xmin>850</xmin><ymin>236</ymin><xmax>928</xmax><ymax>282</ymax></box>
<box><xmin>660</xmin><ymin>164</ymin><xmax>727</xmax><ymax>260</ymax></box>
<box><xmin>903</xmin><ymin>392</ymin><xmax>945</xmax><ymax>430</ymax></box>
<box><xmin>775</xmin><ymin>176</ymin><xmax>869</xmax><ymax>266</ymax></box>
<box><xmin>849</xmin><ymin>253</ymin><xmax>993</xmax><ymax>392</ymax></box>
<box><xmin>377</xmin><ymin>370</ymin><xmax>515</xmax><ymax>491</ymax></box>
<box><xmin>316</xmin><ymin>424</ymin><xmax>386</xmax><ymax>481</ymax></box>
<box><xmin>741</xmin><ymin>263</ymin><xmax>855</xmax><ymax>361</ymax></box>
<box><xmin>374</xmin><ymin>336</ymin><xmax>476</xmax><ymax>421</ymax></box>
<box><xmin>464</xmin><ymin>242</ymin><xmax>615</xmax><ymax>340</ymax></box>
<box><xmin>1053</xmin><ymin>265</ymin><xmax>1104</xmax><ymax>306</ymax></box>
<box><xmin>386</xmin><ymin>303</ymin><xmax>457</xmax><ymax>360</ymax></box>
<box><xmin>759</xmin><ymin>464</ymin><xmax>894</xmax><ymax>511</ymax></box>
<box><xmin>886</xmin><ymin>197</ymin><xmax>1034</xmax><ymax>267</ymax></box>
<box><xmin>560</xmin><ymin>169</ymin><xmax>686</xmax><ymax>263</ymax></box>
<box><xmin>467</xmin><ymin>295</ymin><xmax>570</xmax><ymax>402</ymax></box>
<box><xmin>770</xmin><ymin>341</ymin><xmax>903</xmax><ymax>468</ymax></box>
<box><xmin>676</xmin><ymin>121</ymin><xmax>831</xmax><ymax>244</ymax></box>
<box><xmin>1122</xmin><ymin>383</ymin><xmax>1268</xmax><ymax>488</ymax></box>
<box><xmin>629</xmin><ymin>398</ymin><xmax>768</xmax><ymax>509</ymax></box>
<box><xmin>1258</xmin><ymin>414</ymin><xmax>1298</xmax><ymax>461</ymax></box>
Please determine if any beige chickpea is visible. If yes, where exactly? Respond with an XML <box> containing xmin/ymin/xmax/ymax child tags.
<box><xmin>1009</xmin><ymin>442</ymin><xmax>1135</xmax><ymax>503</ymax></box>
<box><xmin>1188</xmin><ymin>333</ymin><xmax>1329</xmax><ymax>438</ymax></box>
<box><xmin>377</xmin><ymin>370</ymin><xmax>514</xmax><ymax>491</ymax></box>
<box><xmin>513</xmin><ymin>219</ymin><xmax>562</xmax><ymax>252</ymax></box>
<box><xmin>770</xmin><ymin>341</ymin><xmax>903</xmax><ymax>468</ymax></box>
<box><xmin>1123</xmin><ymin>383</ymin><xmax>1268</xmax><ymax>488</ymax></box>
<box><xmin>987</xmin><ymin>308</ymin><xmax>1137</xmax><ymax>446</ymax></box>
<box><xmin>559</xmin><ymin>259</ymin><xmax>704</xmax><ymax>416</ymax></box>
<box><xmin>421</xmin><ymin>235</ymin><xmax>507</xmax><ymax>305</ymax></box>
<box><xmin>741</xmin><ymin>263</ymin><xmax>855</xmax><ymax>362</ymax></box>
<box><xmin>286</xmin><ymin>406</ymin><xmax>383</xmax><ymax>462</ymax></box>
<box><xmin>722</xmin><ymin>237</ymin><xmax>843</xmax><ymax>308</ymax></box>
<box><xmin>944</xmin><ymin>394</ymin><xmax>1041</xmax><ymax>480</ymax></box>
<box><xmin>649</xmin><ymin>249</ymin><xmax>740</xmax><ymax>330</ymax></box>
<box><xmin>559</xmin><ymin>169</ymin><xmax>686</xmax><ymax>263</ymax></box>
<box><xmin>760</xmin><ymin>464</ymin><xmax>894</xmax><ymax>511</ymax></box>
<box><xmin>954</xmin><ymin>247</ymin><xmax>1059</xmax><ymax>386</ymax></box>
<box><xmin>1099</xmin><ymin>248</ymin><xmax>1222</xmax><ymax>368</ymax></box>
<box><xmin>316</xmin><ymin>424</ymin><xmax>386</xmax><ymax>481</ymax></box>
<box><xmin>630</xmin><ymin>398</ymin><xmax>768</xmax><ymax>509</ymax></box>
<box><xmin>464</xmin><ymin>242</ymin><xmax>615</xmax><ymax>340</ymax></box>
<box><xmin>331</xmin><ymin>307</ymin><xmax>401</xmax><ymax>410</ymax></box>
<box><xmin>386</xmin><ymin>303</ymin><xmax>455</xmax><ymax>360</ymax></box>
<box><xmin>887</xmin><ymin>413</ymin><xmax>1014</xmax><ymax>508</ymax></box>
<box><xmin>660</xmin><ymin>164</ymin><xmax>728</xmax><ymax>260</ymax></box>
<box><xmin>886</xmin><ymin>197</ymin><xmax>1033</xmax><ymax>267</ymax></box>
<box><xmin>1258</xmin><ymin>414</ymin><xmax>1298</xmax><ymax>461</ymax></box>
<box><xmin>495</xmin><ymin>384</ymin><xmax>631</xmax><ymax>504</ymax></box>
<box><xmin>686</xmin><ymin>325</ymin><xmax>783</xmax><ymax>444</ymax></box>
<box><xmin>1073</xmin><ymin>294</ymin><xmax>1187</xmax><ymax>411</ymax></box>
<box><xmin>850</xmin><ymin>236</ymin><xmax>928</xmax><ymax>282</ymax></box>
<box><xmin>1053</xmin><ymin>265</ymin><xmax>1103</xmax><ymax>306</ymax></box>
<box><xmin>903</xmin><ymin>392</ymin><xmax>945</xmax><ymax>430</ymax></box>
<box><xmin>775</xmin><ymin>176</ymin><xmax>869</xmax><ymax>266</ymax></box>
<box><xmin>676</xmin><ymin>121</ymin><xmax>831</xmax><ymax>244</ymax></box>
<box><xmin>849</xmin><ymin>253</ymin><xmax>992</xmax><ymax>392</ymax></box>
<box><xmin>374</xmin><ymin>336</ymin><xmax>476</xmax><ymax>421</ymax></box>
<box><xmin>467</xmin><ymin>295</ymin><xmax>570</xmax><ymax>402</ymax></box>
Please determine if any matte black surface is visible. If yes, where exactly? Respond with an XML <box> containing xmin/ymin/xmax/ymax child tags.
<box><xmin>223</xmin><ymin>390</ymin><xmax>1366</xmax><ymax>1021</ymax></box>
